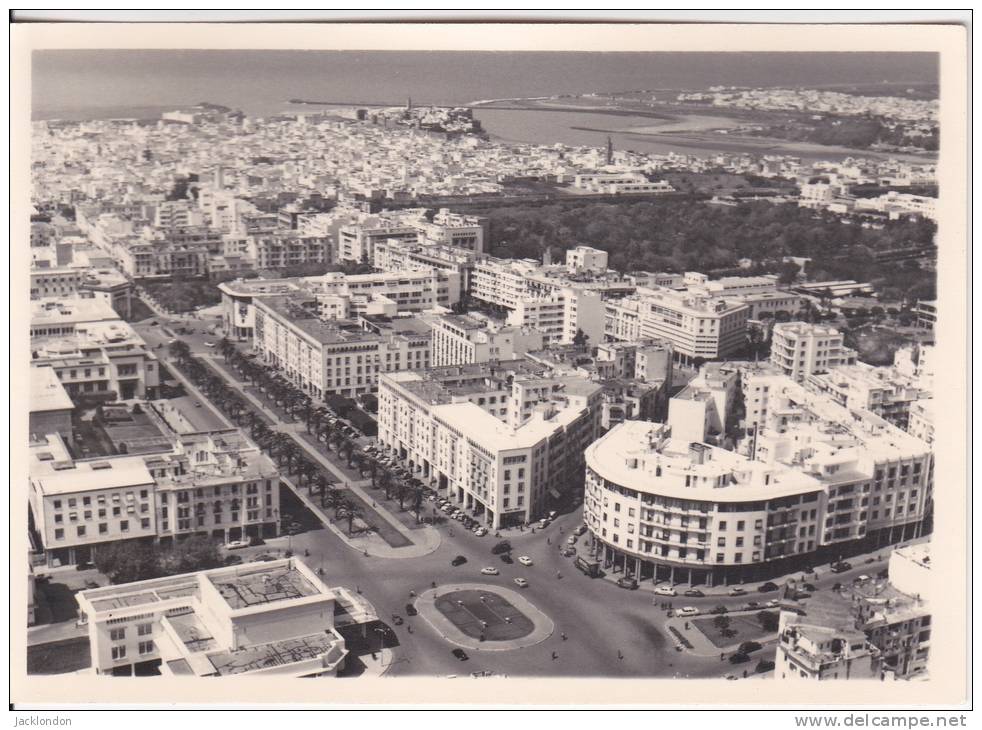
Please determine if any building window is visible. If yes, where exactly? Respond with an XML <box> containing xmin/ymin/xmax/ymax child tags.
<box><xmin>110</xmin><ymin>628</ymin><xmax>126</xmax><ymax>641</ymax></box>
<box><xmin>54</xmin><ymin>528</ymin><xmax>64</xmax><ymax>540</ymax></box>
<box><xmin>98</xmin><ymin>523</ymin><xmax>108</xmax><ymax>534</ymax></box>
<box><xmin>120</xmin><ymin>520</ymin><xmax>129</xmax><ymax>532</ymax></box>
<box><xmin>139</xmin><ymin>641</ymin><xmax>155</xmax><ymax>655</ymax></box>
<box><xmin>76</xmin><ymin>526</ymin><xmax>86</xmax><ymax>537</ymax></box>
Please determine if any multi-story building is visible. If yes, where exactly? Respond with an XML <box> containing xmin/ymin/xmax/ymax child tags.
<box><xmin>373</xmin><ymin>238</ymin><xmax>479</xmax><ymax>296</ymax></box>
<box><xmin>667</xmin><ymin>362</ymin><xmax>741</xmax><ymax>443</ymax></box>
<box><xmin>416</xmin><ymin>209</ymin><xmax>486</xmax><ymax>253</ymax></box>
<box><xmin>29</xmin><ymin>433</ymin><xmax>158</xmax><ymax>568</ymax></box>
<box><xmin>29</xmin><ymin>365</ymin><xmax>74</xmax><ymax>445</ymax></box>
<box><xmin>906</xmin><ymin>399</ymin><xmax>934</xmax><ymax>445</ymax></box>
<box><xmin>310</xmin><ymin>270</ymin><xmax>459</xmax><ymax>312</ymax></box>
<box><xmin>243</xmin><ymin>232</ymin><xmax>332</xmax><ymax>270</ymax></box>
<box><xmin>605</xmin><ymin>287</ymin><xmax>750</xmax><ymax>365</ymax></box>
<box><xmin>507</xmin><ymin>288</ymin><xmax>606</xmax><ymax>346</ymax></box>
<box><xmin>912</xmin><ymin>300</ymin><xmax>937</xmax><ymax>330</ymax></box>
<box><xmin>805</xmin><ymin>362</ymin><xmax>931</xmax><ymax>429</ymax></box>
<box><xmin>430</xmin><ymin>314</ymin><xmax>543</xmax><ymax>367</ymax></box>
<box><xmin>377</xmin><ymin>361</ymin><xmax>603</xmax><ymax>527</ymax></box>
<box><xmin>253</xmin><ymin>295</ymin><xmax>431</xmax><ymax>398</ymax></box>
<box><xmin>75</xmin><ymin>557</ymin><xmax>376</xmax><ymax>677</ymax></box>
<box><xmin>566</xmin><ymin>245</ymin><xmax>609</xmax><ymax>274</ymax></box>
<box><xmin>218</xmin><ymin>277</ymin><xmax>306</xmax><ymax>340</ymax></box>
<box><xmin>776</xmin><ymin>544</ymin><xmax>932</xmax><ymax>681</ymax></box>
<box><xmin>583</xmin><ymin>380</ymin><xmax>933</xmax><ymax>587</ymax></box>
<box><xmin>770</xmin><ymin>322</ymin><xmax>857</xmax><ymax>383</ymax></box>
<box><xmin>338</xmin><ymin>218</ymin><xmax>419</xmax><ymax>264</ymax></box>
<box><xmin>31</xmin><ymin>298</ymin><xmax>161</xmax><ymax>401</ymax></box>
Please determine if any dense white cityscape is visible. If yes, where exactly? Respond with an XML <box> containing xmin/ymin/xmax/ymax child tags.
<box><xmin>26</xmin><ymin>84</ymin><xmax>938</xmax><ymax>686</ymax></box>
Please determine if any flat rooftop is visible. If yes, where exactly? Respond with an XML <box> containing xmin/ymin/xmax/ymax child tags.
<box><xmin>32</xmin><ymin>454</ymin><xmax>156</xmax><ymax>496</ymax></box>
<box><xmin>30</xmin><ymin>366</ymin><xmax>74</xmax><ymax>413</ymax></box>
<box><xmin>207</xmin><ymin>632</ymin><xmax>345</xmax><ymax>676</ymax></box>
<box><xmin>209</xmin><ymin>565</ymin><xmax>319</xmax><ymax>609</ymax></box>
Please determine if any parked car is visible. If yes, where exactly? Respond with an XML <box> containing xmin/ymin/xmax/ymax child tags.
<box><xmin>474</xmin><ymin>528</ymin><xmax>488</xmax><ymax>537</ymax></box>
<box><xmin>480</xmin><ymin>567</ymin><xmax>500</xmax><ymax>576</ymax></box>
<box><xmin>729</xmin><ymin>652</ymin><xmax>751</xmax><ymax>664</ymax></box>
<box><xmin>745</xmin><ymin>601</ymin><xmax>761</xmax><ymax>610</ymax></box>
<box><xmin>537</xmin><ymin>519</ymin><xmax>550</xmax><ymax>529</ymax></box>
<box><xmin>548</xmin><ymin>511</ymin><xmax>558</xmax><ymax>520</ymax></box>
<box><xmin>518</xmin><ymin>556</ymin><xmax>534</xmax><ymax>566</ymax></box>
<box><xmin>728</xmin><ymin>587</ymin><xmax>748</xmax><ymax>597</ymax></box>
<box><xmin>566</xmin><ymin>535</ymin><xmax>578</xmax><ymax>546</ymax></box>
<box><xmin>451</xmin><ymin>555</ymin><xmax>467</xmax><ymax>567</ymax></box>
<box><xmin>738</xmin><ymin>641</ymin><xmax>763</xmax><ymax>654</ymax></box>
<box><xmin>513</xmin><ymin>577</ymin><xmax>529</xmax><ymax>589</ymax></box>
<box><xmin>654</xmin><ymin>585</ymin><xmax>677</xmax><ymax>597</ymax></box>
<box><xmin>677</xmin><ymin>607</ymin><xmax>699</xmax><ymax>617</ymax></box>
<box><xmin>758</xmin><ymin>582</ymin><xmax>779</xmax><ymax>593</ymax></box>
<box><xmin>225</xmin><ymin>540</ymin><xmax>249</xmax><ymax>550</ymax></box>
<box><xmin>561</xmin><ymin>547</ymin><xmax>576</xmax><ymax>558</ymax></box>
<box><xmin>574</xmin><ymin>524</ymin><xmax>588</xmax><ymax>536</ymax></box>
<box><xmin>765</xmin><ymin>599</ymin><xmax>780</xmax><ymax>608</ymax></box>
<box><xmin>452</xmin><ymin>649</ymin><xmax>469</xmax><ymax>661</ymax></box>
<box><xmin>801</xmin><ymin>583</ymin><xmax>817</xmax><ymax>592</ymax></box>
<box><xmin>500</xmin><ymin>554</ymin><xmax>514</xmax><ymax>564</ymax></box>
<box><xmin>391</xmin><ymin>615</ymin><xmax>404</xmax><ymax>626</ymax></box>
<box><xmin>831</xmin><ymin>561</ymin><xmax>852</xmax><ymax>573</ymax></box>
<box><xmin>683</xmin><ymin>589</ymin><xmax>705</xmax><ymax>598</ymax></box>
<box><xmin>224</xmin><ymin>555</ymin><xmax>244</xmax><ymax>566</ymax></box>
<box><xmin>405</xmin><ymin>603</ymin><xmax>417</xmax><ymax>616</ymax></box>
<box><xmin>616</xmin><ymin>577</ymin><xmax>639</xmax><ymax>590</ymax></box>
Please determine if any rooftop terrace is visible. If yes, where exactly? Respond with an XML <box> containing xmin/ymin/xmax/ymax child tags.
<box><xmin>209</xmin><ymin>565</ymin><xmax>319</xmax><ymax>610</ymax></box>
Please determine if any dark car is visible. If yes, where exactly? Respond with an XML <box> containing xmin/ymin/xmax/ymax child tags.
<box><xmin>831</xmin><ymin>561</ymin><xmax>852</xmax><ymax>573</ymax></box>
<box><xmin>728</xmin><ymin>652</ymin><xmax>751</xmax><ymax>665</ymax></box>
<box><xmin>452</xmin><ymin>648</ymin><xmax>469</xmax><ymax>661</ymax></box>
<box><xmin>405</xmin><ymin>603</ymin><xmax>418</xmax><ymax>617</ymax></box>
<box><xmin>745</xmin><ymin>601</ymin><xmax>761</xmax><ymax>610</ymax></box>
<box><xmin>738</xmin><ymin>641</ymin><xmax>763</xmax><ymax>654</ymax></box>
<box><xmin>224</xmin><ymin>554</ymin><xmax>244</xmax><ymax>566</ymax></box>
<box><xmin>616</xmin><ymin>577</ymin><xmax>639</xmax><ymax>590</ymax></box>
<box><xmin>500</xmin><ymin>553</ymin><xmax>514</xmax><ymax>564</ymax></box>
<box><xmin>391</xmin><ymin>615</ymin><xmax>404</xmax><ymax>626</ymax></box>
<box><xmin>561</xmin><ymin>547</ymin><xmax>576</xmax><ymax>558</ymax></box>
<box><xmin>248</xmin><ymin>536</ymin><xmax>265</xmax><ymax>547</ymax></box>
<box><xmin>684</xmin><ymin>589</ymin><xmax>705</xmax><ymax>598</ymax></box>
<box><xmin>491</xmin><ymin>540</ymin><xmax>512</xmax><ymax>555</ymax></box>
<box><xmin>758</xmin><ymin>582</ymin><xmax>779</xmax><ymax>593</ymax></box>
<box><xmin>801</xmin><ymin>583</ymin><xmax>817</xmax><ymax>592</ymax></box>
<box><xmin>451</xmin><ymin>555</ymin><xmax>467</xmax><ymax>567</ymax></box>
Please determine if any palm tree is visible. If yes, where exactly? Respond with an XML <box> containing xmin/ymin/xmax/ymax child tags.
<box><xmin>395</xmin><ymin>481</ymin><xmax>409</xmax><ymax>511</ymax></box>
<box><xmin>169</xmin><ymin>340</ymin><xmax>191</xmax><ymax>365</ymax></box>
<box><xmin>343</xmin><ymin>503</ymin><xmax>363</xmax><ymax>535</ymax></box>
<box><xmin>411</xmin><ymin>483</ymin><xmax>424</xmax><ymax>523</ymax></box>
<box><xmin>369</xmin><ymin>460</ymin><xmax>379</xmax><ymax>488</ymax></box>
<box><xmin>379</xmin><ymin>469</ymin><xmax>393</xmax><ymax>500</ymax></box>
<box><xmin>218</xmin><ymin>337</ymin><xmax>234</xmax><ymax>362</ymax></box>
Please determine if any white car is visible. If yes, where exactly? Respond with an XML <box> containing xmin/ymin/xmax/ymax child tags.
<box><xmin>677</xmin><ymin>607</ymin><xmax>699</xmax><ymax>617</ymax></box>
<box><xmin>224</xmin><ymin>540</ymin><xmax>249</xmax><ymax>550</ymax></box>
<box><xmin>517</xmin><ymin>556</ymin><xmax>534</xmax><ymax>566</ymax></box>
<box><xmin>513</xmin><ymin>577</ymin><xmax>529</xmax><ymax>588</ymax></box>
<box><xmin>654</xmin><ymin>585</ymin><xmax>677</xmax><ymax>597</ymax></box>
<box><xmin>765</xmin><ymin>599</ymin><xmax>780</xmax><ymax>608</ymax></box>
<box><xmin>474</xmin><ymin>528</ymin><xmax>488</xmax><ymax>537</ymax></box>
<box><xmin>480</xmin><ymin>567</ymin><xmax>500</xmax><ymax>576</ymax></box>
<box><xmin>566</xmin><ymin>535</ymin><xmax>578</xmax><ymax>545</ymax></box>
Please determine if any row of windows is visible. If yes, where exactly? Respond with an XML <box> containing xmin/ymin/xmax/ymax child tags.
<box><xmin>54</xmin><ymin>518</ymin><xmax>151</xmax><ymax>539</ymax></box>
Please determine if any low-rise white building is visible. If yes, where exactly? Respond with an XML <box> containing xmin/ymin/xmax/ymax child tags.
<box><xmin>770</xmin><ymin>322</ymin><xmax>857</xmax><ymax>383</ymax></box>
<box><xmin>75</xmin><ymin>558</ymin><xmax>375</xmax><ymax>677</ymax></box>
<box><xmin>430</xmin><ymin>313</ymin><xmax>542</xmax><ymax>367</ymax></box>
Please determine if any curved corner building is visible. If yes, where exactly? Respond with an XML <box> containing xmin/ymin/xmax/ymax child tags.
<box><xmin>584</xmin><ymin>414</ymin><xmax>931</xmax><ymax>587</ymax></box>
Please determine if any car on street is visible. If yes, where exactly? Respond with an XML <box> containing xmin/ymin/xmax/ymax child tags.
<box><xmin>616</xmin><ymin>577</ymin><xmax>639</xmax><ymax>590</ymax></box>
<box><xmin>654</xmin><ymin>585</ymin><xmax>677</xmax><ymax>597</ymax></box>
<box><xmin>480</xmin><ymin>567</ymin><xmax>500</xmax><ymax>576</ymax></box>
<box><xmin>831</xmin><ymin>561</ymin><xmax>852</xmax><ymax>573</ymax></box>
<box><xmin>728</xmin><ymin>652</ymin><xmax>751</xmax><ymax>665</ymax></box>
<box><xmin>765</xmin><ymin>599</ymin><xmax>780</xmax><ymax>608</ymax></box>
<box><xmin>725</xmin><ymin>674</ymin><xmax>738</xmax><ymax>681</ymax></box>
<box><xmin>537</xmin><ymin>518</ymin><xmax>550</xmax><ymax>529</ymax></box>
<box><xmin>745</xmin><ymin>601</ymin><xmax>761</xmax><ymax>610</ymax></box>
<box><xmin>513</xmin><ymin>577</ymin><xmax>529</xmax><ymax>588</ymax></box>
<box><xmin>566</xmin><ymin>535</ymin><xmax>577</xmax><ymax>546</ymax></box>
<box><xmin>205</xmin><ymin>341</ymin><xmax>216</xmax><ymax>348</ymax></box>
<box><xmin>452</xmin><ymin>649</ymin><xmax>469</xmax><ymax>661</ymax></box>
<box><xmin>224</xmin><ymin>555</ymin><xmax>244</xmax><ymax>566</ymax></box>
<box><xmin>574</xmin><ymin>524</ymin><xmax>588</xmax><ymax>536</ymax></box>
<box><xmin>474</xmin><ymin>528</ymin><xmax>488</xmax><ymax>537</ymax></box>
<box><xmin>738</xmin><ymin>641</ymin><xmax>762</xmax><ymax>654</ymax></box>
<box><xmin>561</xmin><ymin>547</ymin><xmax>576</xmax><ymax>558</ymax></box>
<box><xmin>855</xmin><ymin>574</ymin><xmax>871</xmax><ymax>582</ymax></box>
<box><xmin>451</xmin><ymin>555</ymin><xmax>467</xmax><ymax>567</ymax></box>
<box><xmin>728</xmin><ymin>587</ymin><xmax>748</xmax><ymax>596</ymax></box>
<box><xmin>405</xmin><ymin>603</ymin><xmax>417</xmax><ymax>616</ymax></box>
<box><xmin>225</xmin><ymin>540</ymin><xmax>249</xmax><ymax>550</ymax></box>
<box><xmin>150</xmin><ymin>320</ymin><xmax>158</xmax><ymax>326</ymax></box>
<box><xmin>801</xmin><ymin>583</ymin><xmax>817</xmax><ymax>592</ymax></box>
<box><xmin>677</xmin><ymin>607</ymin><xmax>699</xmax><ymax>617</ymax></box>
<box><xmin>758</xmin><ymin>582</ymin><xmax>779</xmax><ymax>593</ymax></box>
<box><xmin>391</xmin><ymin>615</ymin><xmax>404</xmax><ymax>626</ymax></box>
<box><xmin>518</xmin><ymin>556</ymin><xmax>533</xmax><ymax>566</ymax></box>
<box><xmin>500</xmin><ymin>554</ymin><xmax>513</xmax><ymax>564</ymax></box>
<box><xmin>683</xmin><ymin>589</ymin><xmax>705</xmax><ymax>598</ymax></box>
<box><xmin>548</xmin><ymin>511</ymin><xmax>558</xmax><ymax>520</ymax></box>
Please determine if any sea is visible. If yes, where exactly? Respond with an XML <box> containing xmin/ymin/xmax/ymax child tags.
<box><xmin>31</xmin><ymin>50</ymin><xmax>938</xmax><ymax>160</ymax></box>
